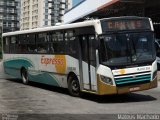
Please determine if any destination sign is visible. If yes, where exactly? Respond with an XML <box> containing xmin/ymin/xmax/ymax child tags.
<box><xmin>101</xmin><ymin>18</ymin><xmax>151</xmax><ymax>32</ymax></box>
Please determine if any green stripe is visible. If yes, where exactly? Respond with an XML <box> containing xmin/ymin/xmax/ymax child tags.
<box><xmin>116</xmin><ymin>75</ymin><xmax>151</xmax><ymax>82</ymax></box>
<box><xmin>28</xmin><ymin>72</ymin><xmax>61</xmax><ymax>87</ymax></box>
<box><xmin>116</xmin><ymin>78</ymin><xmax>150</xmax><ymax>85</ymax></box>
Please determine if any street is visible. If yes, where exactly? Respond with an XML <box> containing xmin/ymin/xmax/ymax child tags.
<box><xmin>0</xmin><ymin>78</ymin><xmax>160</xmax><ymax>115</ymax></box>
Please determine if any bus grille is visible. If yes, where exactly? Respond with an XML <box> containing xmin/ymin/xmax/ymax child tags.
<box><xmin>115</xmin><ymin>73</ymin><xmax>151</xmax><ymax>86</ymax></box>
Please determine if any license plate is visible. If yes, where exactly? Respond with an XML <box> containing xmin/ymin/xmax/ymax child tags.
<box><xmin>129</xmin><ymin>87</ymin><xmax>140</xmax><ymax>92</ymax></box>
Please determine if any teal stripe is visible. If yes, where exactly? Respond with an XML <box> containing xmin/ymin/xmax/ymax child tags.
<box><xmin>116</xmin><ymin>75</ymin><xmax>151</xmax><ymax>82</ymax></box>
<box><xmin>116</xmin><ymin>78</ymin><xmax>150</xmax><ymax>85</ymax></box>
<box><xmin>28</xmin><ymin>72</ymin><xmax>60</xmax><ymax>87</ymax></box>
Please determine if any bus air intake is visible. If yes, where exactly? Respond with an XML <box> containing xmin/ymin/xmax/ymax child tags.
<box><xmin>115</xmin><ymin>74</ymin><xmax>151</xmax><ymax>86</ymax></box>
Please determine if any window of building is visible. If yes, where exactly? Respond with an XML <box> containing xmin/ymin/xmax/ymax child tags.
<box><xmin>45</xmin><ymin>15</ymin><xmax>48</xmax><ymax>19</ymax></box>
<box><xmin>45</xmin><ymin>9</ymin><xmax>48</xmax><ymax>13</ymax></box>
<box><xmin>45</xmin><ymin>21</ymin><xmax>48</xmax><ymax>25</ymax></box>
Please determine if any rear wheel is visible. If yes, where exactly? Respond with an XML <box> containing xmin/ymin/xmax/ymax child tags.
<box><xmin>21</xmin><ymin>68</ymin><xmax>29</xmax><ymax>84</ymax></box>
<box><xmin>68</xmin><ymin>75</ymin><xmax>81</xmax><ymax>97</ymax></box>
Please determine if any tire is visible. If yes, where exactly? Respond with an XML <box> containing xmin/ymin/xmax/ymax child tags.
<box><xmin>68</xmin><ymin>75</ymin><xmax>81</xmax><ymax>97</ymax></box>
<box><xmin>21</xmin><ymin>68</ymin><xmax>29</xmax><ymax>84</ymax></box>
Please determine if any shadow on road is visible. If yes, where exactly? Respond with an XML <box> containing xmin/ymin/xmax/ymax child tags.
<box><xmin>7</xmin><ymin>78</ymin><xmax>69</xmax><ymax>95</ymax></box>
<box><xmin>7</xmin><ymin>79</ymin><xmax>157</xmax><ymax>104</ymax></box>
<box><xmin>81</xmin><ymin>93</ymin><xmax>157</xmax><ymax>103</ymax></box>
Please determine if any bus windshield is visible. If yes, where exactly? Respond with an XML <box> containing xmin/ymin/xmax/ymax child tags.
<box><xmin>99</xmin><ymin>32</ymin><xmax>156</xmax><ymax>66</ymax></box>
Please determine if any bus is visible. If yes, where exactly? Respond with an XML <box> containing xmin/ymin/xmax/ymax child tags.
<box><xmin>2</xmin><ymin>16</ymin><xmax>157</xmax><ymax>96</ymax></box>
<box><xmin>155</xmin><ymin>39</ymin><xmax>160</xmax><ymax>70</ymax></box>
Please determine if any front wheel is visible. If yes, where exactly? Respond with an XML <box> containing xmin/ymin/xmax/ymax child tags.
<box><xmin>68</xmin><ymin>76</ymin><xmax>81</xmax><ymax>97</ymax></box>
<box><xmin>21</xmin><ymin>68</ymin><xmax>29</xmax><ymax>84</ymax></box>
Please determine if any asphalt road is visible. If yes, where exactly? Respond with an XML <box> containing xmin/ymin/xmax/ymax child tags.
<box><xmin>0</xmin><ymin>78</ymin><xmax>160</xmax><ymax>115</ymax></box>
<box><xmin>0</xmin><ymin>79</ymin><xmax>160</xmax><ymax>114</ymax></box>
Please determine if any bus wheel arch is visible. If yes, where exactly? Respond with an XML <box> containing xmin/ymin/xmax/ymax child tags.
<box><xmin>67</xmin><ymin>72</ymin><xmax>81</xmax><ymax>97</ymax></box>
<box><xmin>21</xmin><ymin>67</ymin><xmax>29</xmax><ymax>84</ymax></box>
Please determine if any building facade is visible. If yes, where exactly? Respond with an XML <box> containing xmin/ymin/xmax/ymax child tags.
<box><xmin>20</xmin><ymin>0</ymin><xmax>72</xmax><ymax>30</ymax></box>
<box><xmin>0</xmin><ymin>0</ymin><xmax>20</xmax><ymax>33</ymax></box>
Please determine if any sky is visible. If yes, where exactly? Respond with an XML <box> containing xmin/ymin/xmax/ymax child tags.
<box><xmin>73</xmin><ymin>0</ymin><xmax>84</xmax><ymax>6</ymax></box>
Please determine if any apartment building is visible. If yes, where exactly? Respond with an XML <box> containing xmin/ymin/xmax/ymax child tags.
<box><xmin>0</xmin><ymin>0</ymin><xmax>20</xmax><ymax>33</ymax></box>
<box><xmin>20</xmin><ymin>0</ymin><xmax>72</xmax><ymax>30</ymax></box>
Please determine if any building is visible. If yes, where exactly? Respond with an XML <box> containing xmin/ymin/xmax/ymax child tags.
<box><xmin>64</xmin><ymin>0</ymin><xmax>160</xmax><ymax>38</ymax></box>
<box><xmin>20</xmin><ymin>0</ymin><xmax>72</xmax><ymax>30</ymax></box>
<box><xmin>64</xmin><ymin>0</ymin><xmax>146</xmax><ymax>24</ymax></box>
<box><xmin>0</xmin><ymin>0</ymin><xmax>20</xmax><ymax>33</ymax></box>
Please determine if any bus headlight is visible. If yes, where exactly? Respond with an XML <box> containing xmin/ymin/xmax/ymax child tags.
<box><xmin>100</xmin><ymin>75</ymin><xmax>113</xmax><ymax>85</ymax></box>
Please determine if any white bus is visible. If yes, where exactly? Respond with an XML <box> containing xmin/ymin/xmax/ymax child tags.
<box><xmin>155</xmin><ymin>39</ymin><xmax>160</xmax><ymax>69</ymax></box>
<box><xmin>2</xmin><ymin>16</ymin><xmax>157</xmax><ymax>96</ymax></box>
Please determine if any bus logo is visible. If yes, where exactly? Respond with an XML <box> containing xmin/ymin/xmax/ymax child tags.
<box><xmin>41</xmin><ymin>55</ymin><xmax>67</xmax><ymax>74</ymax></box>
<box><xmin>119</xmin><ymin>69</ymin><xmax>126</xmax><ymax>75</ymax></box>
<box><xmin>41</xmin><ymin>55</ymin><xmax>64</xmax><ymax>66</ymax></box>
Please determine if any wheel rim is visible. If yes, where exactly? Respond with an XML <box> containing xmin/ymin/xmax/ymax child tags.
<box><xmin>71</xmin><ymin>79</ymin><xmax>79</xmax><ymax>94</ymax></box>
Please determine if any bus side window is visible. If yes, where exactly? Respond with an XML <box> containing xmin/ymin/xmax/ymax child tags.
<box><xmin>10</xmin><ymin>36</ymin><xmax>17</xmax><ymax>54</ymax></box>
<box><xmin>65</xmin><ymin>30</ymin><xmax>78</xmax><ymax>57</ymax></box>
<box><xmin>27</xmin><ymin>34</ymin><xmax>37</xmax><ymax>53</ymax></box>
<box><xmin>19</xmin><ymin>34</ymin><xmax>28</xmax><ymax>54</ymax></box>
<box><xmin>89</xmin><ymin>35</ymin><xmax>97</xmax><ymax>62</ymax></box>
<box><xmin>37</xmin><ymin>33</ymin><xmax>49</xmax><ymax>54</ymax></box>
<box><xmin>57</xmin><ymin>31</ymin><xmax>65</xmax><ymax>54</ymax></box>
<box><xmin>3</xmin><ymin>37</ymin><xmax>10</xmax><ymax>53</ymax></box>
<box><xmin>50</xmin><ymin>32</ymin><xmax>56</xmax><ymax>53</ymax></box>
<box><xmin>50</xmin><ymin>31</ymin><xmax>65</xmax><ymax>54</ymax></box>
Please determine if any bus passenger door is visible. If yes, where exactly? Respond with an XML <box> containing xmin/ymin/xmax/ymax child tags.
<box><xmin>79</xmin><ymin>35</ymin><xmax>97</xmax><ymax>91</ymax></box>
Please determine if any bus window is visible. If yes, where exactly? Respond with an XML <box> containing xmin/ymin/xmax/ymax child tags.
<box><xmin>10</xmin><ymin>36</ymin><xmax>18</xmax><ymax>54</ymax></box>
<box><xmin>18</xmin><ymin>34</ymin><xmax>36</xmax><ymax>54</ymax></box>
<box><xmin>3</xmin><ymin>37</ymin><xmax>10</xmax><ymax>53</ymax></box>
<box><xmin>50</xmin><ymin>31</ymin><xmax>65</xmax><ymax>54</ymax></box>
<box><xmin>89</xmin><ymin>35</ymin><xmax>96</xmax><ymax>66</ymax></box>
<box><xmin>27</xmin><ymin>34</ymin><xmax>36</xmax><ymax>53</ymax></box>
<box><xmin>81</xmin><ymin>36</ymin><xmax>88</xmax><ymax>62</ymax></box>
<box><xmin>37</xmin><ymin>33</ymin><xmax>49</xmax><ymax>54</ymax></box>
<box><xmin>65</xmin><ymin>30</ymin><xmax>78</xmax><ymax>57</ymax></box>
<box><xmin>80</xmin><ymin>35</ymin><xmax>96</xmax><ymax>66</ymax></box>
<box><xmin>19</xmin><ymin>34</ymin><xmax>28</xmax><ymax>53</ymax></box>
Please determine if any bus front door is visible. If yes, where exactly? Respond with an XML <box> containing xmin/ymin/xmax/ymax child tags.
<box><xmin>79</xmin><ymin>35</ymin><xmax>97</xmax><ymax>92</ymax></box>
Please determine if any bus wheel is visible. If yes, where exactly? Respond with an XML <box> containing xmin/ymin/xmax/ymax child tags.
<box><xmin>21</xmin><ymin>68</ymin><xmax>29</xmax><ymax>84</ymax></box>
<box><xmin>68</xmin><ymin>75</ymin><xmax>80</xmax><ymax>97</ymax></box>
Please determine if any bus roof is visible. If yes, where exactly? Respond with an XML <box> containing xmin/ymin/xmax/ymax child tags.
<box><xmin>2</xmin><ymin>20</ymin><xmax>100</xmax><ymax>37</ymax></box>
<box><xmin>2</xmin><ymin>16</ymin><xmax>151</xmax><ymax>37</ymax></box>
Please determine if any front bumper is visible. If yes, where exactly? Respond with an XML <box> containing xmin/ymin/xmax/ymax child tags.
<box><xmin>117</xmin><ymin>77</ymin><xmax>157</xmax><ymax>94</ymax></box>
<box><xmin>97</xmin><ymin>75</ymin><xmax>158</xmax><ymax>95</ymax></box>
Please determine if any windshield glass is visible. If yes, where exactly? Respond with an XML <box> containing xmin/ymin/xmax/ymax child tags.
<box><xmin>99</xmin><ymin>32</ymin><xmax>155</xmax><ymax>66</ymax></box>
